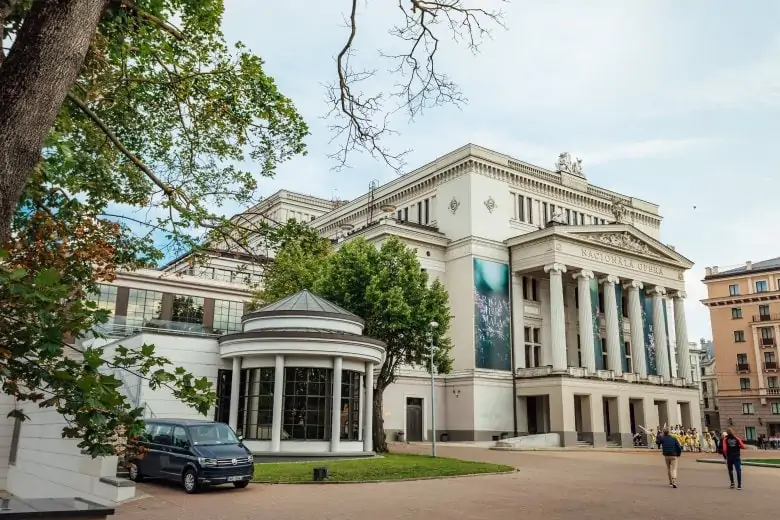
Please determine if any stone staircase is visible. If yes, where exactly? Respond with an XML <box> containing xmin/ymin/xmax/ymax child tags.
<box><xmin>576</xmin><ymin>440</ymin><xmax>593</xmax><ymax>448</ymax></box>
<box><xmin>606</xmin><ymin>439</ymin><xmax>621</xmax><ymax>448</ymax></box>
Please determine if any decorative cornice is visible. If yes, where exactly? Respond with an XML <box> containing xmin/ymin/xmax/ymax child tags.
<box><xmin>572</xmin><ymin>269</ymin><xmax>595</xmax><ymax>280</ymax></box>
<box><xmin>624</xmin><ymin>280</ymin><xmax>644</xmax><ymax>290</ymax></box>
<box><xmin>544</xmin><ymin>263</ymin><xmax>567</xmax><ymax>274</ymax></box>
<box><xmin>599</xmin><ymin>275</ymin><xmax>620</xmax><ymax>285</ymax></box>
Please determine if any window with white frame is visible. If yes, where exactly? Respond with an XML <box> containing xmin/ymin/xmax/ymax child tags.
<box><xmin>742</xmin><ymin>402</ymin><xmax>755</xmax><ymax>414</ymax></box>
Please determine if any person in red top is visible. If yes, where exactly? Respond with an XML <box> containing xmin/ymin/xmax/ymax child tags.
<box><xmin>721</xmin><ymin>428</ymin><xmax>746</xmax><ymax>489</ymax></box>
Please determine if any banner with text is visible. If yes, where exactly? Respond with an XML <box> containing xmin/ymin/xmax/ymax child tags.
<box><xmin>615</xmin><ymin>284</ymin><xmax>628</xmax><ymax>373</ymax></box>
<box><xmin>473</xmin><ymin>257</ymin><xmax>511</xmax><ymax>371</ymax></box>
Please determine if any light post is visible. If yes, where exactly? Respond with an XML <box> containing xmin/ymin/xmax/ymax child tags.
<box><xmin>429</xmin><ymin>321</ymin><xmax>439</xmax><ymax>457</ymax></box>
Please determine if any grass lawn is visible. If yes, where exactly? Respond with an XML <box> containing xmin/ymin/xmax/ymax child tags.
<box><xmin>252</xmin><ymin>453</ymin><xmax>514</xmax><ymax>483</ymax></box>
<box><xmin>744</xmin><ymin>459</ymin><xmax>780</xmax><ymax>465</ymax></box>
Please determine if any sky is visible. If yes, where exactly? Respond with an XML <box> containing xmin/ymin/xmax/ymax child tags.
<box><xmin>216</xmin><ymin>0</ymin><xmax>780</xmax><ymax>342</ymax></box>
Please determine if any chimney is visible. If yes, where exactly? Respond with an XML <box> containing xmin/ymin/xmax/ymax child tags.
<box><xmin>712</xmin><ymin>266</ymin><xmax>719</xmax><ymax>274</ymax></box>
<box><xmin>705</xmin><ymin>267</ymin><xmax>712</xmax><ymax>277</ymax></box>
<box><xmin>746</xmin><ymin>260</ymin><xmax>753</xmax><ymax>270</ymax></box>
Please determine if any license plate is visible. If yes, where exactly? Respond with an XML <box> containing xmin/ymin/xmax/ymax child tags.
<box><xmin>227</xmin><ymin>476</ymin><xmax>243</xmax><ymax>482</ymax></box>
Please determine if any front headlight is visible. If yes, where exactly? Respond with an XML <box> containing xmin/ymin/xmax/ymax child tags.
<box><xmin>198</xmin><ymin>457</ymin><xmax>218</xmax><ymax>466</ymax></box>
<box><xmin>247</xmin><ymin>454</ymin><xmax>253</xmax><ymax>462</ymax></box>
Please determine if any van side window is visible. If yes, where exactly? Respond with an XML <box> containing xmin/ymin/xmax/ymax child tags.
<box><xmin>141</xmin><ymin>422</ymin><xmax>155</xmax><ymax>442</ymax></box>
<box><xmin>151</xmin><ymin>424</ymin><xmax>173</xmax><ymax>446</ymax></box>
<box><xmin>172</xmin><ymin>426</ymin><xmax>189</xmax><ymax>448</ymax></box>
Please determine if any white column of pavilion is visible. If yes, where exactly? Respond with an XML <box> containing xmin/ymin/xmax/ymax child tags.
<box><xmin>625</xmin><ymin>280</ymin><xmax>648</xmax><ymax>379</ymax></box>
<box><xmin>544</xmin><ymin>263</ymin><xmax>568</xmax><ymax>372</ymax></box>
<box><xmin>673</xmin><ymin>291</ymin><xmax>692</xmax><ymax>384</ymax></box>
<box><xmin>228</xmin><ymin>357</ymin><xmax>242</xmax><ymax>432</ymax></box>
<box><xmin>270</xmin><ymin>354</ymin><xmax>285</xmax><ymax>451</ymax></box>
<box><xmin>649</xmin><ymin>286</ymin><xmax>671</xmax><ymax>382</ymax></box>
<box><xmin>600</xmin><ymin>275</ymin><xmax>623</xmax><ymax>376</ymax></box>
<box><xmin>573</xmin><ymin>270</ymin><xmax>596</xmax><ymax>375</ymax></box>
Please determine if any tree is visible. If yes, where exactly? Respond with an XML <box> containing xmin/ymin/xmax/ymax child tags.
<box><xmin>255</xmin><ymin>219</ymin><xmax>332</xmax><ymax>304</ymax></box>
<box><xmin>315</xmin><ymin>238</ymin><xmax>453</xmax><ymax>452</ymax></box>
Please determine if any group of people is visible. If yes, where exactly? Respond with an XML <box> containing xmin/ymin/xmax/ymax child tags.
<box><xmin>645</xmin><ymin>425</ymin><xmax>715</xmax><ymax>452</ymax></box>
<box><xmin>656</xmin><ymin>426</ymin><xmax>745</xmax><ymax>489</ymax></box>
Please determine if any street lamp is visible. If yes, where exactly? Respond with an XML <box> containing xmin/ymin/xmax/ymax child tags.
<box><xmin>429</xmin><ymin>321</ymin><xmax>439</xmax><ymax>457</ymax></box>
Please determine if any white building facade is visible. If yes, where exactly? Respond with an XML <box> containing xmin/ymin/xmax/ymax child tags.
<box><xmin>0</xmin><ymin>144</ymin><xmax>702</xmax><ymax>501</ymax></box>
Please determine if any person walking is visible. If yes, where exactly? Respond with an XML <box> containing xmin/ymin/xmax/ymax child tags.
<box><xmin>721</xmin><ymin>428</ymin><xmax>745</xmax><ymax>489</ymax></box>
<box><xmin>657</xmin><ymin>427</ymin><xmax>683</xmax><ymax>488</ymax></box>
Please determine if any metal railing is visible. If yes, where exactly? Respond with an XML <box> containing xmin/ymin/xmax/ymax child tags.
<box><xmin>736</xmin><ymin>363</ymin><xmax>750</xmax><ymax>372</ymax></box>
<box><xmin>761</xmin><ymin>337</ymin><xmax>777</xmax><ymax>347</ymax></box>
<box><xmin>764</xmin><ymin>361</ymin><xmax>778</xmax><ymax>371</ymax></box>
<box><xmin>752</xmin><ymin>314</ymin><xmax>780</xmax><ymax>322</ymax></box>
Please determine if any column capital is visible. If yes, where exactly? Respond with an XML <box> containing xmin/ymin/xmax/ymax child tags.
<box><xmin>544</xmin><ymin>263</ymin><xmax>567</xmax><ymax>274</ymax></box>
<box><xmin>672</xmin><ymin>290</ymin><xmax>687</xmax><ymax>300</ymax></box>
<box><xmin>599</xmin><ymin>274</ymin><xmax>620</xmax><ymax>285</ymax></box>
<box><xmin>647</xmin><ymin>286</ymin><xmax>666</xmax><ymax>297</ymax></box>
<box><xmin>623</xmin><ymin>280</ymin><xmax>644</xmax><ymax>290</ymax></box>
<box><xmin>572</xmin><ymin>269</ymin><xmax>595</xmax><ymax>281</ymax></box>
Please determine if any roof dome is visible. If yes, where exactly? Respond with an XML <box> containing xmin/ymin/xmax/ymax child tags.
<box><xmin>242</xmin><ymin>290</ymin><xmax>364</xmax><ymax>333</ymax></box>
<box><xmin>256</xmin><ymin>290</ymin><xmax>359</xmax><ymax>319</ymax></box>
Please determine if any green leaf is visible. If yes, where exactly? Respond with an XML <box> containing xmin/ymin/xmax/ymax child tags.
<box><xmin>34</xmin><ymin>269</ymin><xmax>61</xmax><ymax>287</ymax></box>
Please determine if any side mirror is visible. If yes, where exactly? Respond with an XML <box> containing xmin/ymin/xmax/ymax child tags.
<box><xmin>237</xmin><ymin>435</ymin><xmax>243</xmax><ymax>442</ymax></box>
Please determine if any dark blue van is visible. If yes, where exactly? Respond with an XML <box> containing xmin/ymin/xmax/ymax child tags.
<box><xmin>129</xmin><ymin>419</ymin><xmax>254</xmax><ymax>493</ymax></box>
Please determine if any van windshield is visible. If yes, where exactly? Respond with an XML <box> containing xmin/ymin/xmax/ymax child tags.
<box><xmin>187</xmin><ymin>423</ymin><xmax>240</xmax><ymax>446</ymax></box>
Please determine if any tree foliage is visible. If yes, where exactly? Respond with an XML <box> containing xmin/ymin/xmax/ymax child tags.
<box><xmin>258</xmin><ymin>234</ymin><xmax>453</xmax><ymax>452</ymax></box>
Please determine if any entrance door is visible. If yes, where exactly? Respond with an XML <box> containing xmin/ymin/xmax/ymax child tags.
<box><xmin>405</xmin><ymin>398</ymin><xmax>423</xmax><ymax>442</ymax></box>
<box><xmin>603</xmin><ymin>399</ymin><xmax>611</xmax><ymax>436</ymax></box>
<box><xmin>214</xmin><ymin>369</ymin><xmax>232</xmax><ymax>424</ymax></box>
<box><xmin>527</xmin><ymin>397</ymin><xmax>538</xmax><ymax>434</ymax></box>
<box><xmin>629</xmin><ymin>402</ymin><xmax>636</xmax><ymax>434</ymax></box>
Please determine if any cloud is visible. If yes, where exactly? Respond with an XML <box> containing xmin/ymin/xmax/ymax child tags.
<box><xmin>583</xmin><ymin>138</ymin><xmax>722</xmax><ymax>165</ymax></box>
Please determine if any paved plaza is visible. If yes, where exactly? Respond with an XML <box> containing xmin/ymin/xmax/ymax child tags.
<box><xmin>116</xmin><ymin>444</ymin><xmax>779</xmax><ymax>520</ymax></box>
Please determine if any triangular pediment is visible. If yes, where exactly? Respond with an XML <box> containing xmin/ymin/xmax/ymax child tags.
<box><xmin>558</xmin><ymin>224</ymin><xmax>693</xmax><ymax>268</ymax></box>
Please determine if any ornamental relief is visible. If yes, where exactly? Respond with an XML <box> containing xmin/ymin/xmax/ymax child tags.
<box><xmin>585</xmin><ymin>232</ymin><xmax>662</xmax><ymax>259</ymax></box>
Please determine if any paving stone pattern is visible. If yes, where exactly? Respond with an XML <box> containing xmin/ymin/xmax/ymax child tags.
<box><xmin>116</xmin><ymin>444</ymin><xmax>780</xmax><ymax>520</ymax></box>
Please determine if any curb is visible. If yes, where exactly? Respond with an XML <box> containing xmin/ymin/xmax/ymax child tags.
<box><xmin>490</xmin><ymin>447</ymin><xmax>660</xmax><ymax>454</ymax></box>
<box><xmin>252</xmin><ymin>469</ymin><xmax>517</xmax><ymax>485</ymax></box>
<box><xmin>696</xmin><ymin>459</ymin><xmax>780</xmax><ymax>468</ymax></box>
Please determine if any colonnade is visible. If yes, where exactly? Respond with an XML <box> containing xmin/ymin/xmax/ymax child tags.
<box><xmin>514</xmin><ymin>264</ymin><xmax>692</xmax><ymax>384</ymax></box>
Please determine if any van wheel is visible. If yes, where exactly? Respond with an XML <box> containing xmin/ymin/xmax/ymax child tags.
<box><xmin>128</xmin><ymin>465</ymin><xmax>144</xmax><ymax>483</ymax></box>
<box><xmin>233</xmin><ymin>481</ymin><xmax>249</xmax><ymax>489</ymax></box>
<box><xmin>182</xmin><ymin>469</ymin><xmax>199</xmax><ymax>494</ymax></box>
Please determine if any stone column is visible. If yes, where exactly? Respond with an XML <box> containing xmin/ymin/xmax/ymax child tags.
<box><xmin>540</xmin><ymin>279</ymin><xmax>552</xmax><ymax>367</ymax></box>
<box><xmin>544</xmin><ymin>263</ymin><xmax>568</xmax><ymax>372</ymax></box>
<box><xmin>271</xmin><ymin>355</ymin><xmax>285</xmax><ymax>452</ymax></box>
<box><xmin>673</xmin><ymin>291</ymin><xmax>692</xmax><ymax>384</ymax></box>
<box><xmin>228</xmin><ymin>357</ymin><xmax>242</xmax><ymax>432</ymax></box>
<box><xmin>363</xmin><ymin>362</ymin><xmax>374</xmax><ymax>452</ymax></box>
<box><xmin>573</xmin><ymin>270</ymin><xmax>596</xmax><ymax>375</ymax></box>
<box><xmin>600</xmin><ymin>275</ymin><xmax>623</xmax><ymax>376</ymax></box>
<box><xmin>330</xmin><ymin>357</ymin><xmax>343</xmax><ymax>451</ymax></box>
<box><xmin>565</xmin><ymin>284</ymin><xmax>579</xmax><ymax>367</ymax></box>
<box><xmin>625</xmin><ymin>281</ymin><xmax>647</xmax><ymax>378</ymax></box>
<box><xmin>649</xmin><ymin>287</ymin><xmax>671</xmax><ymax>382</ymax></box>
<box><xmin>511</xmin><ymin>273</ymin><xmax>526</xmax><ymax>370</ymax></box>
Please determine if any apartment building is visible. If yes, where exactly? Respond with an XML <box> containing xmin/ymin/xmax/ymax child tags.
<box><xmin>702</xmin><ymin>258</ymin><xmax>780</xmax><ymax>440</ymax></box>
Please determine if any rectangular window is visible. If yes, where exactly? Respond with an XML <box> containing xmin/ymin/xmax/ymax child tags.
<box><xmin>531</xmin><ymin>278</ymin><xmax>538</xmax><ymax>301</ymax></box>
<box><xmin>577</xmin><ymin>335</ymin><xmax>582</xmax><ymax>367</ymax></box>
<box><xmin>732</xmin><ymin>307</ymin><xmax>742</xmax><ymax>319</ymax></box>
<box><xmin>126</xmin><ymin>289</ymin><xmax>163</xmax><ymax>328</ymax></box>
<box><xmin>518</xmin><ymin>195</ymin><xmax>525</xmax><ymax>222</ymax></box>
<box><xmin>282</xmin><ymin>367</ymin><xmax>333</xmax><ymax>441</ymax></box>
<box><xmin>424</xmin><ymin>199</ymin><xmax>430</xmax><ymax>224</ymax></box>
<box><xmin>772</xmin><ymin>403</ymin><xmax>780</xmax><ymax>415</ymax></box>
<box><xmin>740</xmin><ymin>378</ymin><xmax>751</xmax><ymax>390</ymax></box>
<box><xmin>769</xmin><ymin>376</ymin><xmax>779</xmax><ymax>388</ymax></box>
<box><xmin>745</xmin><ymin>426</ymin><xmax>757</xmax><ymax>441</ymax></box>
<box><xmin>404</xmin><ymin>207</ymin><xmax>409</xmax><ymax>221</ymax></box>
<box><xmin>734</xmin><ymin>330</ymin><xmax>745</xmax><ymax>342</ymax></box>
<box><xmin>213</xmin><ymin>268</ymin><xmax>234</xmax><ymax>283</ymax></box>
<box><xmin>764</xmin><ymin>351</ymin><xmax>776</xmax><ymax>363</ymax></box>
<box><xmin>522</xmin><ymin>276</ymin><xmax>528</xmax><ymax>300</ymax></box>
<box><xmin>574</xmin><ymin>287</ymin><xmax>579</xmax><ymax>308</ymax></box>
<box><xmin>238</xmin><ymin>367</ymin><xmax>275</xmax><ymax>440</ymax></box>
<box><xmin>89</xmin><ymin>284</ymin><xmax>118</xmax><ymax>314</ymax></box>
<box><xmin>565</xmin><ymin>209</ymin><xmax>571</xmax><ymax>224</ymax></box>
<box><xmin>759</xmin><ymin>304</ymin><xmax>770</xmax><ymax>318</ymax></box>
<box><xmin>737</xmin><ymin>353</ymin><xmax>748</xmax><ymax>364</ymax></box>
<box><xmin>171</xmin><ymin>295</ymin><xmax>205</xmax><ymax>328</ymax></box>
<box><xmin>213</xmin><ymin>300</ymin><xmax>245</xmax><ymax>334</ymax></box>
<box><xmin>579</xmin><ymin>212</ymin><xmax>585</xmax><ymax>225</ymax></box>
<box><xmin>598</xmin><ymin>289</ymin><xmax>605</xmax><ymax>313</ymax></box>
<box><xmin>340</xmin><ymin>371</ymin><xmax>361</xmax><ymax>440</ymax></box>
<box><xmin>527</xmin><ymin>197</ymin><xmax>533</xmax><ymax>224</ymax></box>
<box><xmin>542</xmin><ymin>202</ymin><xmax>548</xmax><ymax>223</ymax></box>
<box><xmin>624</xmin><ymin>342</ymin><xmax>632</xmax><ymax>373</ymax></box>
<box><xmin>397</xmin><ymin>209</ymin><xmax>402</xmax><ymax>220</ymax></box>
<box><xmin>756</xmin><ymin>280</ymin><xmax>768</xmax><ymax>293</ymax></box>
<box><xmin>600</xmin><ymin>338</ymin><xmax>608</xmax><ymax>368</ymax></box>
<box><xmin>742</xmin><ymin>402</ymin><xmax>755</xmax><ymax>414</ymax></box>
<box><xmin>729</xmin><ymin>284</ymin><xmax>740</xmax><ymax>296</ymax></box>
<box><xmin>761</xmin><ymin>327</ymin><xmax>774</xmax><ymax>340</ymax></box>
<box><xmin>417</xmin><ymin>202</ymin><xmax>422</xmax><ymax>224</ymax></box>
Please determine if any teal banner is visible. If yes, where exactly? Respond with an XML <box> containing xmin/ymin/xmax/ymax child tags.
<box><xmin>473</xmin><ymin>258</ymin><xmax>511</xmax><ymax>371</ymax></box>
<box><xmin>615</xmin><ymin>285</ymin><xmax>628</xmax><ymax>373</ymax></box>
<box><xmin>640</xmin><ymin>291</ymin><xmax>657</xmax><ymax>375</ymax></box>
<box><xmin>590</xmin><ymin>279</ymin><xmax>603</xmax><ymax>370</ymax></box>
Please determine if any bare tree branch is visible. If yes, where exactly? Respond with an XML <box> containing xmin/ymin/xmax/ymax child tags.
<box><xmin>116</xmin><ymin>0</ymin><xmax>185</xmax><ymax>41</ymax></box>
<box><xmin>327</xmin><ymin>0</ymin><xmax>506</xmax><ymax>174</ymax></box>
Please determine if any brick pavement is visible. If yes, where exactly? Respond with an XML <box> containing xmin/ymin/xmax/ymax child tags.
<box><xmin>115</xmin><ymin>444</ymin><xmax>780</xmax><ymax>520</ymax></box>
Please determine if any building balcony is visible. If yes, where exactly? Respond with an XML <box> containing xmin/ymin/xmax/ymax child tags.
<box><xmin>736</xmin><ymin>363</ymin><xmax>750</xmax><ymax>373</ymax></box>
<box><xmin>766</xmin><ymin>388</ymin><xmax>780</xmax><ymax>396</ymax></box>
<box><xmin>760</xmin><ymin>337</ymin><xmax>777</xmax><ymax>348</ymax></box>
<box><xmin>752</xmin><ymin>313</ymin><xmax>780</xmax><ymax>323</ymax></box>
<box><xmin>516</xmin><ymin>366</ymin><xmax>553</xmax><ymax>378</ymax></box>
<box><xmin>764</xmin><ymin>361</ymin><xmax>779</xmax><ymax>371</ymax></box>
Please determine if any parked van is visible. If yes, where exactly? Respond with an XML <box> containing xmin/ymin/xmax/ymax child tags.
<box><xmin>129</xmin><ymin>418</ymin><xmax>254</xmax><ymax>493</ymax></box>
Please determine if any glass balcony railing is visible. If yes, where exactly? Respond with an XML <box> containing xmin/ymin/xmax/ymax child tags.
<box><xmin>94</xmin><ymin>316</ymin><xmax>222</xmax><ymax>337</ymax></box>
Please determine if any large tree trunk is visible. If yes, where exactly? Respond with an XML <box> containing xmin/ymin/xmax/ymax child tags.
<box><xmin>372</xmin><ymin>386</ymin><xmax>388</xmax><ymax>453</ymax></box>
<box><xmin>0</xmin><ymin>0</ymin><xmax>106</xmax><ymax>243</ymax></box>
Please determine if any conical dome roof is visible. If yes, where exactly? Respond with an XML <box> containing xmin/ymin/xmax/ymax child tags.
<box><xmin>249</xmin><ymin>290</ymin><xmax>362</xmax><ymax>324</ymax></box>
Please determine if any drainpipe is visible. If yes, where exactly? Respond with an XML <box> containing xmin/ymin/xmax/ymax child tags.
<box><xmin>508</xmin><ymin>247</ymin><xmax>518</xmax><ymax>437</ymax></box>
